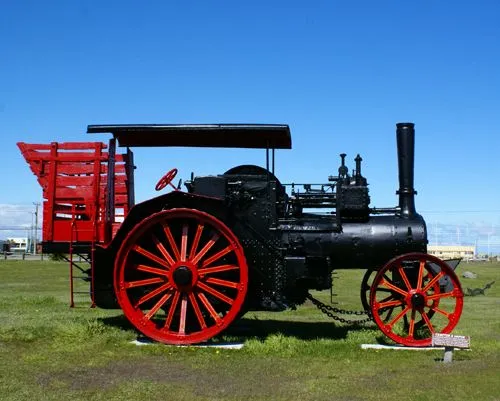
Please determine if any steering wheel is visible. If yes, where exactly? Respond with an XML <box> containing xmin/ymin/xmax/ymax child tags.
<box><xmin>155</xmin><ymin>168</ymin><xmax>178</xmax><ymax>191</ymax></box>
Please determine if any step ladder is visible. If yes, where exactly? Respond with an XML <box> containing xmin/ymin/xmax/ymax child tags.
<box><xmin>68</xmin><ymin>205</ymin><xmax>96</xmax><ymax>308</ymax></box>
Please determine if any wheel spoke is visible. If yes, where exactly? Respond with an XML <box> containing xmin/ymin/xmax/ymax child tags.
<box><xmin>133</xmin><ymin>245</ymin><xmax>171</xmax><ymax>269</ymax></box>
<box><xmin>144</xmin><ymin>292</ymin><xmax>172</xmax><ymax>320</ymax></box>
<box><xmin>198</xmin><ymin>292</ymin><xmax>221</xmax><ymax>323</ymax></box>
<box><xmin>198</xmin><ymin>264</ymin><xmax>239</xmax><ymax>275</ymax></box>
<box><xmin>205</xmin><ymin>277</ymin><xmax>239</xmax><ymax>289</ymax></box>
<box><xmin>380</xmin><ymin>293</ymin><xmax>398</xmax><ymax>303</ymax></box>
<box><xmin>380</xmin><ymin>278</ymin><xmax>408</xmax><ymax>297</ymax></box>
<box><xmin>408</xmin><ymin>309</ymin><xmax>416</xmax><ymax>338</ymax></box>
<box><xmin>416</xmin><ymin>260</ymin><xmax>425</xmax><ymax>290</ymax></box>
<box><xmin>134</xmin><ymin>282</ymin><xmax>172</xmax><ymax>308</ymax></box>
<box><xmin>374</xmin><ymin>288</ymin><xmax>394</xmax><ymax>294</ymax></box>
<box><xmin>378</xmin><ymin>293</ymin><xmax>398</xmax><ymax>306</ymax></box>
<box><xmin>124</xmin><ymin>277</ymin><xmax>164</xmax><ymax>289</ymax></box>
<box><xmin>429</xmin><ymin>305</ymin><xmax>451</xmax><ymax>318</ymax></box>
<box><xmin>376</xmin><ymin>299</ymin><xmax>404</xmax><ymax>310</ymax></box>
<box><xmin>387</xmin><ymin>305</ymin><xmax>411</xmax><ymax>328</ymax></box>
<box><xmin>427</xmin><ymin>291</ymin><xmax>457</xmax><ymax>301</ymax></box>
<box><xmin>152</xmin><ymin>234</ymin><xmax>175</xmax><ymax>266</ymax></box>
<box><xmin>162</xmin><ymin>223</ymin><xmax>181</xmax><ymax>261</ymax></box>
<box><xmin>402</xmin><ymin>310</ymin><xmax>410</xmax><ymax>329</ymax></box>
<box><xmin>192</xmin><ymin>233</ymin><xmax>219</xmax><ymax>264</ymax></box>
<box><xmin>179</xmin><ymin>295</ymin><xmax>188</xmax><ymax>335</ymax></box>
<box><xmin>189</xmin><ymin>224</ymin><xmax>204</xmax><ymax>259</ymax></box>
<box><xmin>420</xmin><ymin>310</ymin><xmax>435</xmax><ymax>333</ymax></box>
<box><xmin>201</xmin><ymin>245</ymin><xmax>234</xmax><ymax>268</ymax></box>
<box><xmin>383</xmin><ymin>273</ymin><xmax>392</xmax><ymax>282</ymax></box>
<box><xmin>136</xmin><ymin>264</ymin><xmax>170</xmax><ymax>277</ymax></box>
<box><xmin>377</xmin><ymin>294</ymin><xmax>399</xmax><ymax>319</ymax></box>
<box><xmin>397</xmin><ymin>265</ymin><xmax>413</xmax><ymax>291</ymax></box>
<box><xmin>189</xmin><ymin>292</ymin><xmax>207</xmax><ymax>329</ymax></box>
<box><xmin>422</xmin><ymin>271</ymin><xmax>444</xmax><ymax>293</ymax></box>
<box><xmin>197</xmin><ymin>281</ymin><xmax>234</xmax><ymax>305</ymax></box>
<box><xmin>383</xmin><ymin>306</ymin><xmax>396</xmax><ymax>322</ymax></box>
<box><xmin>164</xmin><ymin>291</ymin><xmax>180</xmax><ymax>329</ymax></box>
<box><xmin>180</xmin><ymin>224</ymin><xmax>188</xmax><ymax>262</ymax></box>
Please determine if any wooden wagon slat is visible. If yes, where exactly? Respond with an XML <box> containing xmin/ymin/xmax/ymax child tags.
<box><xmin>53</xmin><ymin>164</ymin><xmax>108</xmax><ymax>175</ymax></box>
<box><xmin>23</xmin><ymin>152</ymin><xmax>109</xmax><ymax>162</ymax></box>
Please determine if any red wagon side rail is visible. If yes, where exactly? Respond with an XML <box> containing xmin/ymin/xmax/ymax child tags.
<box><xmin>18</xmin><ymin>140</ymin><xmax>135</xmax><ymax>250</ymax></box>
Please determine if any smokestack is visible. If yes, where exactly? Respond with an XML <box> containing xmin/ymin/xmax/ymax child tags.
<box><xmin>396</xmin><ymin>122</ymin><xmax>416</xmax><ymax>218</ymax></box>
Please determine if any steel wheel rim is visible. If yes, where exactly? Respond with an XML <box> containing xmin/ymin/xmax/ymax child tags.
<box><xmin>360</xmin><ymin>269</ymin><xmax>376</xmax><ymax>313</ymax></box>
<box><xmin>114</xmin><ymin>208</ymin><xmax>248</xmax><ymax>344</ymax></box>
<box><xmin>369</xmin><ymin>252</ymin><xmax>463</xmax><ymax>347</ymax></box>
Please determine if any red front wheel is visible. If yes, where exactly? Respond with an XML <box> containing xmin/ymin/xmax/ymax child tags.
<box><xmin>114</xmin><ymin>208</ymin><xmax>248</xmax><ymax>344</ymax></box>
<box><xmin>370</xmin><ymin>253</ymin><xmax>463</xmax><ymax>347</ymax></box>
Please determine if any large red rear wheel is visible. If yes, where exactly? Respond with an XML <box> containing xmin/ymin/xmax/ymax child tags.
<box><xmin>370</xmin><ymin>253</ymin><xmax>463</xmax><ymax>347</ymax></box>
<box><xmin>114</xmin><ymin>208</ymin><xmax>248</xmax><ymax>344</ymax></box>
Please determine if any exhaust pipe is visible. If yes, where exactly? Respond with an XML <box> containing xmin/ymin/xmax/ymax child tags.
<box><xmin>396</xmin><ymin>122</ymin><xmax>417</xmax><ymax>218</ymax></box>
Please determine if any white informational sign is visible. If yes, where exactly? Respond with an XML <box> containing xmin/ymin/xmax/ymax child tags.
<box><xmin>432</xmin><ymin>333</ymin><xmax>470</xmax><ymax>349</ymax></box>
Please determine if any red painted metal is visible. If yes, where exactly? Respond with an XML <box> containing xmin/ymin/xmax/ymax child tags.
<box><xmin>369</xmin><ymin>253</ymin><xmax>464</xmax><ymax>347</ymax></box>
<box><xmin>69</xmin><ymin>212</ymin><xmax>76</xmax><ymax>308</ymax></box>
<box><xmin>114</xmin><ymin>208</ymin><xmax>248</xmax><ymax>345</ymax></box>
<box><xmin>362</xmin><ymin>268</ymin><xmax>439</xmax><ymax>327</ymax></box>
<box><xmin>17</xmin><ymin>141</ymin><xmax>134</xmax><ymax>246</ymax></box>
<box><xmin>155</xmin><ymin>168</ymin><xmax>178</xmax><ymax>191</ymax></box>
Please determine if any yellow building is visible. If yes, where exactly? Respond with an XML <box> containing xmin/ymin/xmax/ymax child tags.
<box><xmin>427</xmin><ymin>245</ymin><xmax>476</xmax><ymax>260</ymax></box>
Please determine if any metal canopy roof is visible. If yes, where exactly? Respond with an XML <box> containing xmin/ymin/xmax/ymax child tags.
<box><xmin>87</xmin><ymin>124</ymin><xmax>292</xmax><ymax>149</ymax></box>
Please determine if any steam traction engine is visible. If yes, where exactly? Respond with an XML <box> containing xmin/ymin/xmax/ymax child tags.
<box><xmin>18</xmin><ymin>122</ymin><xmax>464</xmax><ymax>346</ymax></box>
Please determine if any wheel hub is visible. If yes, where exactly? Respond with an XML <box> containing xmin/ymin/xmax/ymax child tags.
<box><xmin>172</xmin><ymin>266</ymin><xmax>193</xmax><ymax>287</ymax></box>
<box><xmin>411</xmin><ymin>293</ymin><xmax>425</xmax><ymax>309</ymax></box>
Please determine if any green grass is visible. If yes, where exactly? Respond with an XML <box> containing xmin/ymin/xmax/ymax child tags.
<box><xmin>0</xmin><ymin>259</ymin><xmax>499</xmax><ymax>401</ymax></box>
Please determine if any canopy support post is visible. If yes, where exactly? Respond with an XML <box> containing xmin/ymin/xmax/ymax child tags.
<box><xmin>272</xmin><ymin>148</ymin><xmax>275</xmax><ymax>175</ymax></box>
<box><xmin>266</xmin><ymin>146</ymin><xmax>269</xmax><ymax>172</ymax></box>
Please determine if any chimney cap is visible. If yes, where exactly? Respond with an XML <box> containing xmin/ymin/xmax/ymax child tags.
<box><xmin>396</xmin><ymin>122</ymin><xmax>415</xmax><ymax>129</ymax></box>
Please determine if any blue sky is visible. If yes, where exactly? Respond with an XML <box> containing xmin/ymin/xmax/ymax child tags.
<box><xmin>1</xmin><ymin>1</ymin><xmax>499</xmax><ymax>246</ymax></box>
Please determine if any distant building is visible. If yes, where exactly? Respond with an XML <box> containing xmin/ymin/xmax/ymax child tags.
<box><xmin>7</xmin><ymin>237</ymin><xmax>29</xmax><ymax>253</ymax></box>
<box><xmin>427</xmin><ymin>245</ymin><xmax>476</xmax><ymax>260</ymax></box>
<box><xmin>0</xmin><ymin>240</ymin><xmax>10</xmax><ymax>253</ymax></box>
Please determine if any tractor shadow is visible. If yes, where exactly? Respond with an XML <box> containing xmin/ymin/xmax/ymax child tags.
<box><xmin>223</xmin><ymin>315</ymin><xmax>370</xmax><ymax>342</ymax></box>
<box><xmin>99</xmin><ymin>314</ymin><xmax>372</xmax><ymax>343</ymax></box>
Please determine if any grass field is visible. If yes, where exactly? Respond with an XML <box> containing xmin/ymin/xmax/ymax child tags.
<box><xmin>0</xmin><ymin>260</ymin><xmax>499</xmax><ymax>401</ymax></box>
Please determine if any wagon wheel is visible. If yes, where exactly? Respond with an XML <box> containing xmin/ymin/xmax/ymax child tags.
<box><xmin>370</xmin><ymin>253</ymin><xmax>463</xmax><ymax>347</ymax></box>
<box><xmin>361</xmin><ymin>268</ymin><xmax>398</xmax><ymax>323</ymax></box>
<box><xmin>114</xmin><ymin>208</ymin><xmax>248</xmax><ymax>344</ymax></box>
<box><xmin>361</xmin><ymin>268</ymin><xmax>439</xmax><ymax>326</ymax></box>
<box><xmin>360</xmin><ymin>269</ymin><xmax>376</xmax><ymax>313</ymax></box>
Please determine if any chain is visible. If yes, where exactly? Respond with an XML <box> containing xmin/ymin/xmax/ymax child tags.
<box><xmin>306</xmin><ymin>293</ymin><xmax>373</xmax><ymax>325</ymax></box>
